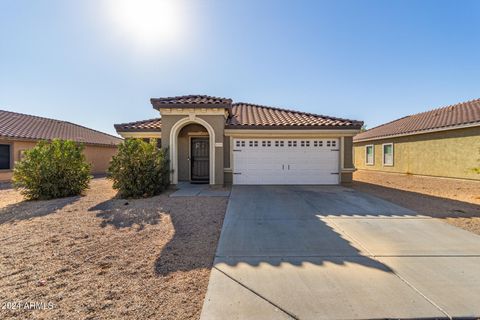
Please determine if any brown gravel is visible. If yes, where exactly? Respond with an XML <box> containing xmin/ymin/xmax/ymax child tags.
<box><xmin>0</xmin><ymin>178</ymin><xmax>228</xmax><ymax>319</ymax></box>
<box><xmin>351</xmin><ymin>170</ymin><xmax>480</xmax><ymax>235</ymax></box>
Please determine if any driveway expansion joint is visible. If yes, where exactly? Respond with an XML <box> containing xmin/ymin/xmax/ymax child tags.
<box><xmin>213</xmin><ymin>266</ymin><xmax>298</xmax><ymax>320</ymax></box>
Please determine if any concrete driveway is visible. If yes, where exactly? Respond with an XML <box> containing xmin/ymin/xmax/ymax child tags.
<box><xmin>201</xmin><ymin>185</ymin><xmax>480</xmax><ymax>320</ymax></box>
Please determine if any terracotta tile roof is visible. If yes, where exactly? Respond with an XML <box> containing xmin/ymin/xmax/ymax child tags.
<box><xmin>151</xmin><ymin>95</ymin><xmax>232</xmax><ymax>110</ymax></box>
<box><xmin>115</xmin><ymin>97</ymin><xmax>363</xmax><ymax>133</ymax></box>
<box><xmin>0</xmin><ymin>110</ymin><xmax>122</xmax><ymax>146</ymax></box>
<box><xmin>354</xmin><ymin>98</ymin><xmax>480</xmax><ymax>142</ymax></box>
<box><xmin>114</xmin><ymin>118</ymin><xmax>162</xmax><ymax>132</ymax></box>
<box><xmin>226</xmin><ymin>103</ymin><xmax>363</xmax><ymax>129</ymax></box>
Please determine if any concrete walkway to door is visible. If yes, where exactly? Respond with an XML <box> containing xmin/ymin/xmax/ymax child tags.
<box><xmin>201</xmin><ymin>185</ymin><xmax>480</xmax><ymax>319</ymax></box>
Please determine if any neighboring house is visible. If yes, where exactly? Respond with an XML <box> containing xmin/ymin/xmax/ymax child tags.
<box><xmin>0</xmin><ymin>110</ymin><xmax>122</xmax><ymax>182</ymax></box>
<box><xmin>114</xmin><ymin>95</ymin><xmax>363</xmax><ymax>185</ymax></box>
<box><xmin>353</xmin><ymin>98</ymin><xmax>480</xmax><ymax>180</ymax></box>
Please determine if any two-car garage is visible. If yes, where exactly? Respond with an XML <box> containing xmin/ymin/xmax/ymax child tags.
<box><xmin>232</xmin><ymin>138</ymin><xmax>340</xmax><ymax>185</ymax></box>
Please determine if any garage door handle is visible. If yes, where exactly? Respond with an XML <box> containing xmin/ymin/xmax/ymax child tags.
<box><xmin>331</xmin><ymin>172</ymin><xmax>339</xmax><ymax>175</ymax></box>
<box><xmin>233</xmin><ymin>172</ymin><xmax>242</xmax><ymax>175</ymax></box>
<box><xmin>288</xmin><ymin>164</ymin><xmax>290</xmax><ymax>170</ymax></box>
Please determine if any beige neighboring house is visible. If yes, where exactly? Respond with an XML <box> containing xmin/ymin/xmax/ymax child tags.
<box><xmin>114</xmin><ymin>95</ymin><xmax>363</xmax><ymax>185</ymax></box>
<box><xmin>0</xmin><ymin>110</ymin><xmax>122</xmax><ymax>182</ymax></box>
<box><xmin>354</xmin><ymin>98</ymin><xmax>480</xmax><ymax>181</ymax></box>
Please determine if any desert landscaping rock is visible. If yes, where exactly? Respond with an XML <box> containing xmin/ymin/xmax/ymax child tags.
<box><xmin>0</xmin><ymin>178</ymin><xmax>228</xmax><ymax>320</ymax></box>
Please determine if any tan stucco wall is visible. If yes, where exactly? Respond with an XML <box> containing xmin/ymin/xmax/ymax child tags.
<box><xmin>353</xmin><ymin>126</ymin><xmax>480</xmax><ymax>180</ymax></box>
<box><xmin>343</xmin><ymin>136</ymin><xmax>354</xmax><ymax>169</ymax></box>
<box><xmin>223</xmin><ymin>135</ymin><xmax>231</xmax><ymax>169</ymax></box>
<box><xmin>0</xmin><ymin>139</ymin><xmax>118</xmax><ymax>182</ymax></box>
<box><xmin>224</xmin><ymin>171</ymin><xmax>233</xmax><ymax>184</ymax></box>
<box><xmin>83</xmin><ymin>145</ymin><xmax>118</xmax><ymax>174</ymax></box>
<box><xmin>161</xmin><ymin>114</ymin><xmax>225</xmax><ymax>185</ymax></box>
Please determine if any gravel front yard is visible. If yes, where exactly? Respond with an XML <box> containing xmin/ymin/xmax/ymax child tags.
<box><xmin>0</xmin><ymin>178</ymin><xmax>228</xmax><ymax>319</ymax></box>
<box><xmin>352</xmin><ymin>170</ymin><xmax>480</xmax><ymax>235</ymax></box>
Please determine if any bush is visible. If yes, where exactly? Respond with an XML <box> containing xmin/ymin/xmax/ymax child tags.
<box><xmin>13</xmin><ymin>139</ymin><xmax>92</xmax><ymax>200</ymax></box>
<box><xmin>107</xmin><ymin>139</ymin><xmax>170</xmax><ymax>198</ymax></box>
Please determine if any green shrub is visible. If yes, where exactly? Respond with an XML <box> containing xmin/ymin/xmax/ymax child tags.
<box><xmin>107</xmin><ymin>139</ymin><xmax>170</xmax><ymax>198</ymax></box>
<box><xmin>13</xmin><ymin>139</ymin><xmax>92</xmax><ymax>200</ymax></box>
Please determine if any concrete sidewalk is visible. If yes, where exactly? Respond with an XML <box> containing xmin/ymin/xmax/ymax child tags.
<box><xmin>201</xmin><ymin>185</ymin><xmax>480</xmax><ymax>319</ymax></box>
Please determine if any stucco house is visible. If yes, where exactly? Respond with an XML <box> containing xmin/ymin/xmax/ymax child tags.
<box><xmin>0</xmin><ymin>110</ymin><xmax>122</xmax><ymax>182</ymax></box>
<box><xmin>114</xmin><ymin>95</ymin><xmax>363</xmax><ymax>185</ymax></box>
<box><xmin>353</xmin><ymin>98</ymin><xmax>480</xmax><ymax>180</ymax></box>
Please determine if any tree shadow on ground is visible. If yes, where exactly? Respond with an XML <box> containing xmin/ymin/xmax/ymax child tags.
<box><xmin>154</xmin><ymin>197</ymin><xmax>227</xmax><ymax>276</ymax></box>
<box><xmin>0</xmin><ymin>195</ymin><xmax>80</xmax><ymax>225</ymax></box>
<box><xmin>89</xmin><ymin>198</ymin><xmax>162</xmax><ymax>231</ymax></box>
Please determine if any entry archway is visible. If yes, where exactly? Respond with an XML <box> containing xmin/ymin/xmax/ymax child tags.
<box><xmin>169</xmin><ymin>117</ymin><xmax>215</xmax><ymax>185</ymax></box>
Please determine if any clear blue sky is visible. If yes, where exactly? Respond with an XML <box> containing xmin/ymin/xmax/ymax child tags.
<box><xmin>1</xmin><ymin>0</ymin><xmax>479</xmax><ymax>136</ymax></box>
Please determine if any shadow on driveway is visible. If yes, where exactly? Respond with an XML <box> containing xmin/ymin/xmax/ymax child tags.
<box><xmin>214</xmin><ymin>185</ymin><xmax>415</xmax><ymax>272</ymax></box>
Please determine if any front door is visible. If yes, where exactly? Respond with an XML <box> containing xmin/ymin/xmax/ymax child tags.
<box><xmin>191</xmin><ymin>137</ymin><xmax>209</xmax><ymax>183</ymax></box>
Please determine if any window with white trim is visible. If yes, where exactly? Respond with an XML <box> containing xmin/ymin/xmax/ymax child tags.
<box><xmin>0</xmin><ymin>144</ymin><xmax>11</xmax><ymax>170</ymax></box>
<box><xmin>383</xmin><ymin>143</ymin><xmax>394</xmax><ymax>166</ymax></box>
<box><xmin>365</xmin><ymin>145</ymin><xmax>374</xmax><ymax>165</ymax></box>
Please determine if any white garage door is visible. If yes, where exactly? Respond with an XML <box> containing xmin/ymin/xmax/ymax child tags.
<box><xmin>233</xmin><ymin>138</ymin><xmax>340</xmax><ymax>185</ymax></box>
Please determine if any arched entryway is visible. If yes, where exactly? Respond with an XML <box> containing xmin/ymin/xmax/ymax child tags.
<box><xmin>169</xmin><ymin>117</ymin><xmax>215</xmax><ymax>185</ymax></box>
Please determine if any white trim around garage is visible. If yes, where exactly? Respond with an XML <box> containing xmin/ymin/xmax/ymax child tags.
<box><xmin>224</xmin><ymin>129</ymin><xmax>360</xmax><ymax>137</ymax></box>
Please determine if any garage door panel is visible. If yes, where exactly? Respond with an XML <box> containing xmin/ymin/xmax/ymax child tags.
<box><xmin>233</xmin><ymin>139</ymin><xmax>340</xmax><ymax>185</ymax></box>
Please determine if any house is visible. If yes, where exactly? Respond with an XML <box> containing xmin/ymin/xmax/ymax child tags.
<box><xmin>353</xmin><ymin>98</ymin><xmax>480</xmax><ymax>180</ymax></box>
<box><xmin>0</xmin><ymin>110</ymin><xmax>122</xmax><ymax>182</ymax></box>
<box><xmin>114</xmin><ymin>95</ymin><xmax>363</xmax><ymax>185</ymax></box>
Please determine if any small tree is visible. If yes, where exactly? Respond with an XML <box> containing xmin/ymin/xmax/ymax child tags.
<box><xmin>107</xmin><ymin>139</ymin><xmax>170</xmax><ymax>198</ymax></box>
<box><xmin>13</xmin><ymin>139</ymin><xmax>92</xmax><ymax>200</ymax></box>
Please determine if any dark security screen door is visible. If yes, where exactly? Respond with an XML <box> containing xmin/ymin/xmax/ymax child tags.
<box><xmin>191</xmin><ymin>138</ymin><xmax>209</xmax><ymax>183</ymax></box>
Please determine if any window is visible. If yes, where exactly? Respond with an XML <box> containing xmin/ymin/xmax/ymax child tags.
<box><xmin>0</xmin><ymin>144</ymin><xmax>11</xmax><ymax>170</ymax></box>
<box><xmin>365</xmin><ymin>145</ymin><xmax>374</xmax><ymax>165</ymax></box>
<box><xmin>382</xmin><ymin>143</ymin><xmax>394</xmax><ymax>166</ymax></box>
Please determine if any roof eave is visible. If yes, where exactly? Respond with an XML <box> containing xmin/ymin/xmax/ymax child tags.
<box><xmin>353</xmin><ymin>121</ymin><xmax>480</xmax><ymax>143</ymax></box>
<box><xmin>0</xmin><ymin>135</ymin><xmax>122</xmax><ymax>147</ymax></box>
<box><xmin>114</xmin><ymin>128</ymin><xmax>162</xmax><ymax>133</ymax></box>
<box><xmin>225</xmin><ymin>124</ymin><xmax>363</xmax><ymax>130</ymax></box>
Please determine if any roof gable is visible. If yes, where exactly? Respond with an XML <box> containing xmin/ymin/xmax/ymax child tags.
<box><xmin>354</xmin><ymin>98</ymin><xmax>480</xmax><ymax>141</ymax></box>
<box><xmin>151</xmin><ymin>95</ymin><xmax>232</xmax><ymax>110</ymax></box>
